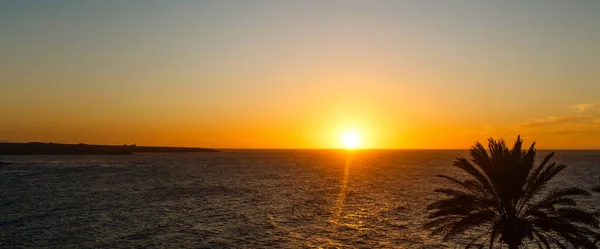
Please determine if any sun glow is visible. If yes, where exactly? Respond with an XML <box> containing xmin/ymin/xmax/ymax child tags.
<box><xmin>340</xmin><ymin>131</ymin><xmax>361</xmax><ymax>149</ymax></box>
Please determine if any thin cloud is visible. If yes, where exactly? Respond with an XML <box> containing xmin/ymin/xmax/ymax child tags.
<box><xmin>519</xmin><ymin>113</ymin><xmax>600</xmax><ymax>136</ymax></box>
<box><xmin>547</xmin><ymin>127</ymin><xmax>600</xmax><ymax>135</ymax></box>
<box><xmin>572</xmin><ymin>103</ymin><xmax>596</xmax><ymax>113</ymax></box>
<box><xmin>522</xmin><ymin>115</ymin><xmax>595</xmax><ymax>128</ymax></box>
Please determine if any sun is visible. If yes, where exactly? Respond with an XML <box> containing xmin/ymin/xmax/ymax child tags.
<box><xmin>340</xmin><ymin>131</ymin><xmax>361</xmax><ymax>149</ymax></box>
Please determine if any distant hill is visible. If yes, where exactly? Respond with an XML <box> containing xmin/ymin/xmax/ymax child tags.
<box><xmin>0</xmin><ymin>142</ymin><xmax>219</xmax><ymax>155</ymax></box>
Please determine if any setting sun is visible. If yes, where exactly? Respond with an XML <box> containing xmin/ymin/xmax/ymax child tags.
<box><xmin>340</xmin><ymin>131</ymin><xmax>361</xmax><ymax>149</ymax></box>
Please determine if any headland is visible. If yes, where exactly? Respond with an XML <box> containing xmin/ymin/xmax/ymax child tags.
<box><xmin>0</xmin><ymin>142</ymin><xmax>219</xmax><ymax>155</ymax></box>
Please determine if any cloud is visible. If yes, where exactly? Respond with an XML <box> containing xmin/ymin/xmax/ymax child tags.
<box><xmin>522</xmin><ymin>115</ymin><xmax>595</xmax><ymax>128</ymax></box>
<box><xmin>546</xmin><ymin>127</ymin><xmax>600</xmax><ymax>135</ymax></box>
<box><xmin>454</xmin><ymin>105</ymin><xmax>600</xmax><ymax>142</ymax></box>
<box><xmin>518</xmin><ymin>113</ymin><xmax>600</xmax><ymax>136</ymax></box>
<box><xmin>572</xmin><ymin>103</ymin><xmax>596</xmax><ymax>113</ymax></box>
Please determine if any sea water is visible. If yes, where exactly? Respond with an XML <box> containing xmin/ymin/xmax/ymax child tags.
<box><xmin>1</xmin><ymin>150</ymin><xmax>599</xmax><ymax>248</ymax></box>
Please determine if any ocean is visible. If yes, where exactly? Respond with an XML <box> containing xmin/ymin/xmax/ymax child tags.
<box><xmin>1</xmin><ymin>150</ymin><xmax>599</xmax><ymax>248</ymax></box>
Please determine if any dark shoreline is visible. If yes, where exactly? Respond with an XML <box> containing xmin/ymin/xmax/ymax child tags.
<box><xmin>0</xmin><ymin>142</ymin><xmax>219</xmax><ymax>155</ymax></box>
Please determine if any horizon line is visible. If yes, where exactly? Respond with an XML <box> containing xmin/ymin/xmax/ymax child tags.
<box><xmin>2</xmin><ymin>141</ymin><xmax>600</xmax><ymax>151</ymax></box>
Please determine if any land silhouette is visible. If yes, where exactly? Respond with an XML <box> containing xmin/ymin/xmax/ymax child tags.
<box><xmin>425</xmin><ymin>136</ymin><xmax>599</xmax><ymax>248</ymax></box>
<box><xmin>0</xmin><ymin>142</ymin><xmax>219</xmax><ymax>155</ymax></box>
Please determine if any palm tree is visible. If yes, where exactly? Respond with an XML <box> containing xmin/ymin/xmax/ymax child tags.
<box><xmin>424</xmin><ymin>136</ymin><xmax>599</xmax><ymax>249</ymax></box>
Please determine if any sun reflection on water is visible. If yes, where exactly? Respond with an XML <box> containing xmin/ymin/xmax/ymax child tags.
<box><xmin>330</xmin><ymin>150</ymin><xmax>353</xmax><ymax>227</ymax></box>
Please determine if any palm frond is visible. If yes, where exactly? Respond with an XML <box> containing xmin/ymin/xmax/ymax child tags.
<box><xmin>437</xmin><ymin>174</ymin><xmax>489</xmax><ymax>196</ymax></box>
<box><xmin>453</xmin><ymin>158</ymin><xmax>499</xmax><ymax>204</ymax></box>
<box><xmin>442</xmin><ymin>210</ymin><xmax>497</xmax><ymax>240</ymax></box>
<box><xmin>520</xmin><ymin>161</ymin><xmax>567</xmax><ymax>209</ymax></box>
<box><xmin>524</xmin><ymin>187</ymin><xmax>590</xmax><ymax>214</ymax></box>
<box><xmin>531</xmin><ymin>230</ymin><xmax>552</xmax><ymax>249</ymax></box>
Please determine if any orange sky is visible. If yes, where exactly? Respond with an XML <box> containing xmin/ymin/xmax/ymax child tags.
<box><xmin>1</xmin><ymin>1</ymin><xmax>600</xmax><ymax>149</ymax></box>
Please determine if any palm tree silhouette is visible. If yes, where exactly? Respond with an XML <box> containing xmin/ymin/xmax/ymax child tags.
<box><xmin>424</xmin><ymin>136</ymin><xmax>599</xmax><ymax>248</ymax></box>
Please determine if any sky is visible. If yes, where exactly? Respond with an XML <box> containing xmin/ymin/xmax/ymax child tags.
<box><xmin>1</xmin><ymin>1</ymin><xmax>600</xmax><ymax>149</ymax></box>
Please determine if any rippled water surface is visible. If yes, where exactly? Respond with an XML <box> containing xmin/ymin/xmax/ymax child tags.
<box><xmin>1</xmin><ymin>150</ymin><xmax>599</xmax><ymax>248</ymax></box>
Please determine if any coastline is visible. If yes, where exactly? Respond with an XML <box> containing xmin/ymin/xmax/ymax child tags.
<box><xmin>0</xmin><ymin>142</ymin><xmax>220</xmax><ymax>155</ymax></box>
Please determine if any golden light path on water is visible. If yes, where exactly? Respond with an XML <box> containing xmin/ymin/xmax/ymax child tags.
<box><xmin>315</xmin><ymin>150</ymin><xmax>353</xmax><ymax>248</ymax></box>
<box><xmin>332</xmin><ymin>151</ymin><xmax>351</xmax><ymax>224</ymax></box>
<box><xmin>330</xmin><ymin>149</ymin><xmax>368</xmax><ymax>234</ymax></box>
